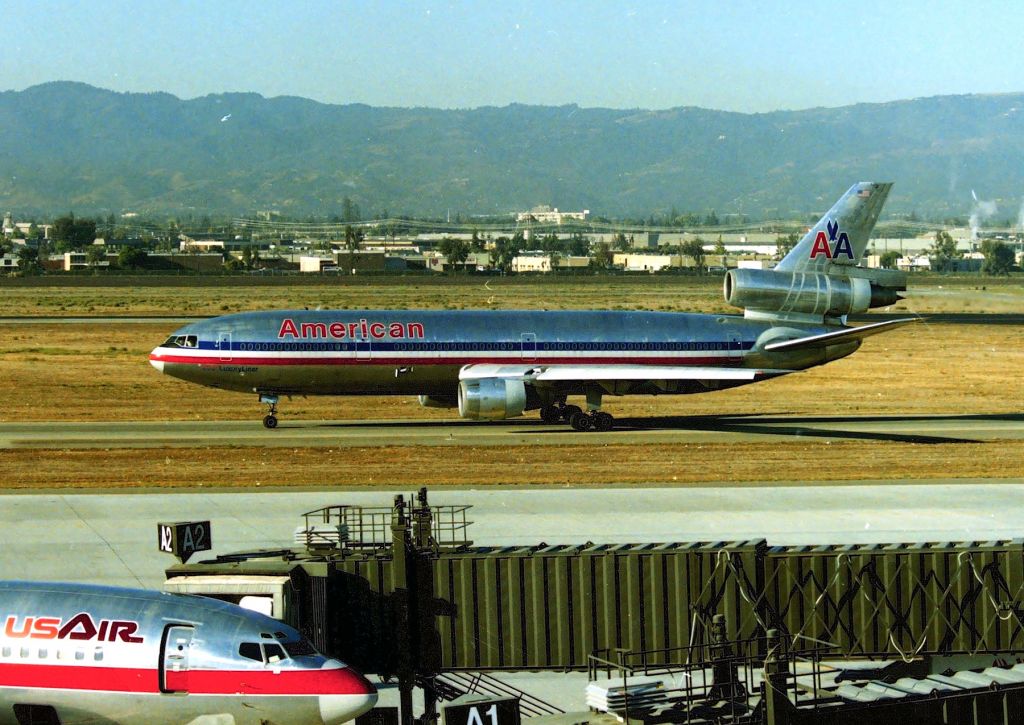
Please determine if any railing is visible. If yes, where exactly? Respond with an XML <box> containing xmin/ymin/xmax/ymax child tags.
<box><xmin>297</xmin><ymin>503</ymin><xmax>473</xmax><ymax>550</ymax></box>
<box><xmin>587</xmin><ymin>638</ymin><xmax>836</xmax><ymax>723</ymax></box>
<box><xmin>423</xmin><ymin>671</ymin><xmax>565</xmax><ymax>718</ymax></box>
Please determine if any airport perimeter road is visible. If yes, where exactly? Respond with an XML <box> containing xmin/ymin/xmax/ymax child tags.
<box><xmin>1</xmin><ymin>484</ymin><xmax>1024</xmax><ymax>589</ymax></box>
<box><xmin>2</xmin><ymin>413</ymin><xmax>1023</xmax><ymax>449</ymax></box>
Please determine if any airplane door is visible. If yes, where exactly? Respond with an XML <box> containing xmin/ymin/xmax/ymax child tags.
<box><xmin>217</xmin><ymin>331</ymin><xmax>232</xmax><ymax>362</ymax></box>
<box><xmin>730</xmin><ymin>333</ymin><xmax>742</xmax><ymax>359</ymax></box>
<box><xmin>161</xmin><ymin>625</ymin><xmax>195</xmax><ymax>693</ymax></box>
<box><xmin>357</xmin><ymin>334</ymin><xmax>371</xmax><ymax>360</ymax></box>
<box><xmin>521</xmin><ymin>332</ymin><xmax>537</xmax><ymax>361</ymax></box>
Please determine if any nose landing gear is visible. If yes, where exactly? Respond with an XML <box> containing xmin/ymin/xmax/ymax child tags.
<box><xmin>260</xmin><ymin>393</ymin><xmax>279</xmax><ymax>429</ymax></box>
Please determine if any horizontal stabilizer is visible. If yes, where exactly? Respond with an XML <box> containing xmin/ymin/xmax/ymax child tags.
<box><xmin>763</xmin><ymin>318</ymin><xmax>919</xmax><ymax>353</ymax></box>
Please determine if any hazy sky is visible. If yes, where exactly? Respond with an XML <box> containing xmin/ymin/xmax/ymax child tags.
<box><xmin>4</xmin><ymin>0</ymin><xmax>1023</xmax><ymax>112</ymax></box>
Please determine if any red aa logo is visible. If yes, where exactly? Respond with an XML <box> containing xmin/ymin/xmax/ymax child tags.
<box><xmin>809</xmin><ymin>219</ymin><xmax>855</xmax><ymax>259</ymax></box>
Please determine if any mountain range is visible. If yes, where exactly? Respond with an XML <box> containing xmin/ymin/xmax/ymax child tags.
<box><xmin>2</xmin><ymin>81</ymin><xmax>1024</xmax><ymax>220</ymax></box>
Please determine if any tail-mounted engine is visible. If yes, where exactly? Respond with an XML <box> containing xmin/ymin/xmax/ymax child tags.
<box><xmin>724</xmin><ymin>267</ymin><xmax>904</xmax><ymax>321</ymax></box>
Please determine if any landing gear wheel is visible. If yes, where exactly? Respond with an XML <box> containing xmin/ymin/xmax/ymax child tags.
<box><xmin>593</xmin><ymin>411</ymin><xmax>614</xmax><ymax>432</ymax></box>
<box><xmin>569</xmin><ymin>411</ymin><xmax>593</xmax><ymax>431</ymax></box>
<box><xmin>540</xmin><ymin>405</ymin><xmax>561</xmax><ymax>424</ymax></box>
<box><xmin>259</xmin><ymin>393</ymin><xmax>280</xmax><ymax>429</ymax></box>
<box><xmin>562</xmin><ymin>404</ymin><xmax>583</xmax><ymax>423</ymax></box>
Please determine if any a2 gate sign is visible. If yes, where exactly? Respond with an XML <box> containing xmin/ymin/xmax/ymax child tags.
<box><xmin>158</xmin><ymin>521</ymin><xmax>212</xmax><ymax>563</ymax></box>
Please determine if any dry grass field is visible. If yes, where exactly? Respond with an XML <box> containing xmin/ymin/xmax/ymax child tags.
<box><xmin>2</xmin><ymin>439</ymin><xmax>1021</xmax><ymax>489</ymax></box>
<box><xmin>2</xmin><ymin>273</ymin><xmax>1021</xmax><ymax>317</ymax></box>
<box><xmin>0</xmin><ymin>275</ymin><xmax>1021</xmax><ymax>488</ymax></box>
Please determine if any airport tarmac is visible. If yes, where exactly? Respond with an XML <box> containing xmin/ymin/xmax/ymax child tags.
<box><xmin>1</xmin><ymin>483</ymin><xmax>1023</xmax><ymax>590</ymax></box>
<box><xmin>3</xmin><ymin>412</ymin><xmax>1022</xmax><ymax>449</ymax></box>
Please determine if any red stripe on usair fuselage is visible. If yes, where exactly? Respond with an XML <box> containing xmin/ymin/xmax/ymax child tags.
<box><xmin>0</xmin><ymin>662</ymin><xmax>373</xmax><ymax>695</ymax></box>
<box><xmin>150</xmin><ymin>354</ymin><xmax>739</xmax><ymax>367</ymax></box>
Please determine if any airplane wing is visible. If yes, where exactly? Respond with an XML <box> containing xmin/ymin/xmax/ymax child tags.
<box><xmin>762</xmin><ymin>318</ymin><xmax>919</xmax><ymax>353</ymax></box>
<box><xmin>532</xmin><ymin>365</ymin><xmax>792</xmax><ymax>382</ymax></box>
<box><xmin>459</xmin><ymin>363</ymin><xmax>793</xmax><ymax>383</ymax></box>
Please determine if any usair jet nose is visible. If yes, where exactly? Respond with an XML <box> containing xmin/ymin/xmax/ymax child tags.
<box><xmin>318</xmin><ymin>664</ymin><xmax>378</xmax><ymax>724</ymax></box>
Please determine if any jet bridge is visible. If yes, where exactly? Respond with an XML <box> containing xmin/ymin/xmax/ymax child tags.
<box><xmin>165</xmin><ymin>489</ymin><xmax>1024</xmax><ymax>725</ymax></box>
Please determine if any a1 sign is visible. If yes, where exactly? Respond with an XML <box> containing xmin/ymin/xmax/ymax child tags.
<box><xmin>158</xmin><ymin>521</ymin><xmax>212</xmax><ymax>563</ymax></box>
<box><xmin>444</xmin><ymin>698</ymin><xmax>520</xmax><ymax>725</ymax></box>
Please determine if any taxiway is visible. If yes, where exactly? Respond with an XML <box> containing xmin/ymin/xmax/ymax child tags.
<box><xmin>2</xmin><ymin>412</ymin><xmax>1021</xmax><ymax>449</ymax></box>
<box><xmin>1</xmin><ymin>484</ymin><xmax>1023</xmax><ymax>590</ymax></box>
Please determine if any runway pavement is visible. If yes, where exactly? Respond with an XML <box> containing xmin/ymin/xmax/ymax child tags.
<box><xmin>2</xmin><ymin>484</ymin><xmax>1024</xmax><ymax>590</ymax></box>
<box><xmin>2</xmin><ymin>412</ymin><xmax>1022</xmax><ymax>449</ymax></box>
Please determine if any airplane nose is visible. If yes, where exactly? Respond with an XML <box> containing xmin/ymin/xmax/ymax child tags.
<box><xmin>318</xmin><ymin>663</ymin><xmax>377</xmax><ymax>725</ymax></box>
<box><xmin>149</xmin><ymin>349</ymin><xmax>164</xmax><ymax>373</ymax></box>
<box><xmin>319</xmin><ymin>691</ymin><xmax>378</xmax><ymax>725</ymax></box>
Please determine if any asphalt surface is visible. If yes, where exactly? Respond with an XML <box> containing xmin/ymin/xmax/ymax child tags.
<box><xmin>2</xmin><ymin>412</ymin><xmax>1022</xmax><ymax>449</ymax></box>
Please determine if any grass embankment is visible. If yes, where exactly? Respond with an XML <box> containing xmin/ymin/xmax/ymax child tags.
<box><xmin>2</xmin><ymin>440</ymin><xmax>1021</xmax><ymax>488</ymax></box>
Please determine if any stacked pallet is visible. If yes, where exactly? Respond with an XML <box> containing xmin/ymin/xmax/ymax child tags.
<box><xmin>585</xmin><ymin>678</ymin><xmax>667</xmax><ymax>717</ymax></box>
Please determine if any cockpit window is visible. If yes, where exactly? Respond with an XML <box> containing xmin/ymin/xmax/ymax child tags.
<box><xmin>238</xmin><ymin>643</ymin><xmax>262</xmax><ymax>662</ymax></box>
<box><xmin>282</xmin><ymin>638</ymin><xmax>318</xmax><ymax>657</ymax></box>
<box><xmin>239</xmin><ymin>641</ymin><xmax>295</xmax><ymax>664</ymax></box>
<box><xmin>161</xmin><ymin>335</ymin><xmax>198</xmax><ymax>348</ymax></box>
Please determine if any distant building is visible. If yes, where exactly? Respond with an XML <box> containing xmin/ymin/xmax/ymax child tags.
<box><xmin>511</xmin><ymin>255</ymin><xmax>553</xmax><ymax>273</ymax></box>
<box><xmin>62</xmin><ymin>252</ymin><xmax>103</xmax><ymax>271</ymax></box>
<box><xmin>736</xmin><ymin>259</ymin><xmax>771</xmax><ymax>270</ymax></box>
<box><xmin>516</xmin><ymin>205</ymin><xmax>590</xmax><ymax>224</ymax></box>
<box><xmin>898</xmin><ymin>256</ymin><xmax>931</xmax><ymax>271</ymax></box>
<box><xmin>180</xmin><ymin>239</ymin><xmax>225</xmax><ymax>252</ymax></box>
<box><xmin>510</xmin><ymin>254</ymin><xmax>590</xmax><ymax>273</ymax></box>
<box><xmin>613</xmin><ymin>253</ymin><xmax>690</xmax><ymax>272</ymax></box>
<box><xmin>2</xmin><ymin>214</ymin><xmax>51</xmax><ymax>239</ymax></box>
<box><xmin>299</xmin><ymin>251</ymin><xmax>386</xmax><ymax>273</ymax></box>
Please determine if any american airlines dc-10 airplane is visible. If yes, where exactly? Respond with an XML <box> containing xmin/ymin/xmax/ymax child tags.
<box><xmin>0</xmin><ymin>581</ymin><xmax>377</xmax><ymax>725</ymax></box>
<box><xmin>151</xmin><ymin>182</ymin><xmax>913</xmax><ymax>431</ymax></box>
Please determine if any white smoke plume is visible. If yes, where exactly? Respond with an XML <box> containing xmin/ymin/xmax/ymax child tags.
<box><xmin>969</xmin><ymin>189</ymin><xmax>997</xmax><ymax>241</ymax></box>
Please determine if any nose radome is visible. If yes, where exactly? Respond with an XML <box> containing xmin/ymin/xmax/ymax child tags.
<box><xmin>319</xmin><ymin>663</ymin><xmax>377</xmax><ymax>724</ymax></box>
<box><xmin>319</xmin><ymin>691</ymin><xmax>378</xmax><ymax>725</ymax></box>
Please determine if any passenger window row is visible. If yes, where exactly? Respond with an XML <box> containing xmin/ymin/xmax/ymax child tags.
<box><xmin>0</xmin><ymin>645</ymin><xmax>98</xmax><ymax>660</ymax></box>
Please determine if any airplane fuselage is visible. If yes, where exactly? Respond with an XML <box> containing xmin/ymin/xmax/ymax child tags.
<box><xmin>150</xmin><ymin>308</ymin><xmax>847</xmax><ymax>399</ymax></box>
<box><xmin>0</xmin><ymin>581</ymin><xmax>376</xmax><ymax>725</ymax></box>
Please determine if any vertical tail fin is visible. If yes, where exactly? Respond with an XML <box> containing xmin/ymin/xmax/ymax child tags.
<box><xmin>775</xmin><ymin>182</ymin><xmax>892</xmax><ymax>275</ymax></box>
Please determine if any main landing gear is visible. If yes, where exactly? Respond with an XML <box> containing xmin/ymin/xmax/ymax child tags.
<box><xmin>260</xmin><ymin>393</ymin><xmax>279</xmax><ymax>429</ymax></box>
<box><xmin>539</xmin><ymin>395</ymin><xmax>615</xmax><ymax>432</ymax></box>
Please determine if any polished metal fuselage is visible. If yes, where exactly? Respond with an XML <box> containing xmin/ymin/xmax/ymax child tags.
<box><xmin>0</xmin><ymin>581</ymin><xmax>374</xmax><ymax>725</ymax></box>
<box><xmin>152</xmin><ymin>309</ymin><xmax>850</xmax><ymax>398</ymax></box>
